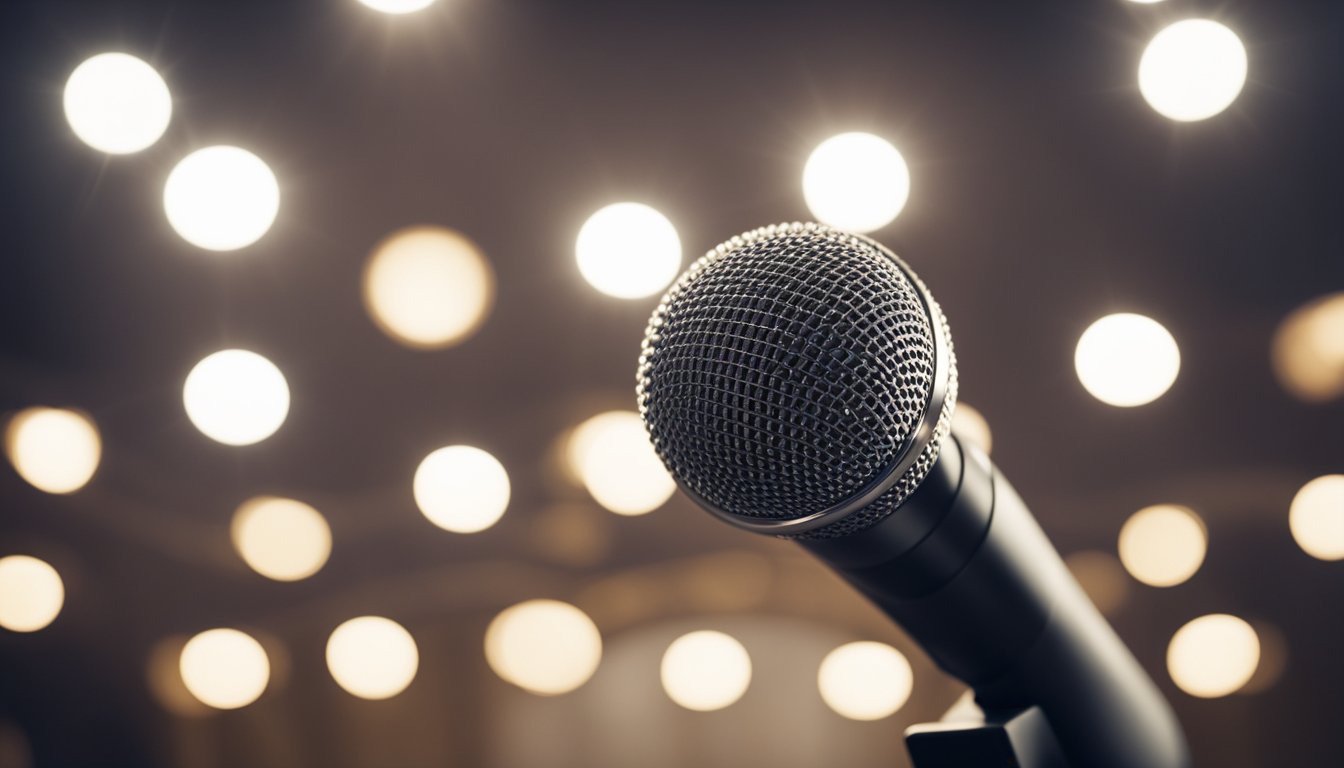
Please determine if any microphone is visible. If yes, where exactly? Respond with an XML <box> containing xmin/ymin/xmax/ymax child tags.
<box><xmin>636</xmin><ymin>223</ymin><xmax>1189</xmax><ymax>768</ymax></box>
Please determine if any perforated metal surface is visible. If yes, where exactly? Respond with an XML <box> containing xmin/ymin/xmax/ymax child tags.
<box><xmin>637</xmin><ymin>223</ymin><xmax>957</xmax><ymax>539</ymax></box>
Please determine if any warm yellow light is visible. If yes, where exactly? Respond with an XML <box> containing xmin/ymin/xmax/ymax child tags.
<box><xmin>951</xmin><ymin>403</ymin><xmax>992</xmax><ymax>455</ymax></box>
<box><xmin>0</xmin><ymin>556</ymin><xmax>64</xmax><ymax>633</ymax></box>
<box><xmin>1167</xmin><ymin>614</ymin><xmax>1260</xmax><ymax>698</ymax></box>
<box><xmin>1064</xmin><ymin>550</ymin><xmax>1130</xmax><ymax>616</ymax></box>
<box><xmin>413</xmin><ymin>445</ymin><xmax>510</xmax><ymax>533</ymax></box>
<box><xmin>1075</xmin><ymin>313</ymin><xmax>1180</xmax><ymax>407</ymax></box>
<box><xmin>1289</xmin><ymin>475</ymin><xmax>1344</xmax><ymax>561</ymax></box>
<box><xmin>179</xmin><ymin>628</ymin><xmax>270</xmax><ymax>709</ymax></box>
<box><xmin>576</xmin><ymin>203</ymin><xmax>682</xmax><ymax>299</ymax></box>
<box><xmin>63</xmin><ymin>53</ymin><xmax>171</xmax><ymax>154</ymax></box>
<box><xmin>325</xmin><ymin>616</ymin><xmax>419</xmax><ymax>700</ymax></box>
<box><xmin>660</xmin><ymin>630</ymin><xmax>751</xmax><ymax>711</ymax></box>
<box><xmin>1139</xmin><ymin>20</ymin><xmax>1247</xmax><ymax>122</ymax></box>
<box><xmin>485</xmin><ymin>599</ymin><xmax>603</xmax><ymax>695</ymax></box>
<box><xmin>182</xmin><ymin>349</ymin><xmax>290</xmax><ymax>446</ymax></box>
<box><xmin>363</xmin><ymin>227</ymin><xmax>494</xmax><ymax>349</ymax></box>
<box><xmin>567</xmin><ymin>411</ymin><xmax>675</xmax><ymax>515</ymax></box>
<box><xmin>1272</xmin><ymin>293</ymin><xmax>1344</xmax><ymax>402</ymax></box>
<box><xmin>231</xmin><ymin>497</ymin><xmax>332</xmax><ymax>581</ymax></box>
<box><xmin>5</xmin><ymin>408</ymin><xmax>101</xmax><ymax>494</ymax></box>
<box><xmin>817</xmin><ymin>641</ymin><xmax>913</xmax><ymax>721</ymax></box>
<box><xmin>357</xmin><ymin>0</ymin><xmax>436</xmax><ymax>13</ymax></box>
<box><xmin>164</xmin><ymin>146</ymin><xmax>279</xmax><ymax>251</ymax></box>
<box><xmin>1118</xmin><ymin>504</ymin><xmax>1207</xmax><ymax>587</ymax></box>
<box><xmin>803</xmin><ymin>132</ymin><xmax>910</xmax><ymax>234</ymax></box>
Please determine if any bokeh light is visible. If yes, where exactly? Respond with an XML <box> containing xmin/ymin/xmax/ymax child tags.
<box><xmin>413</xmin><ymin>445</ymin><xmax>510</xmax><ymax>533</ymax></box>
<box><xmin>575</xmin><ymin>203</ymin><xmax>682</xmax><ymax>299</ymax></box>
<box><xmin>660</xmin><ymin>630</ymin><xmax>751</xmax><ymax>711</ymax></box>
<box><xmin>1074</xmin><ymin>313</ymin><xmax>1180</xmax><ymax>407</ymax></box>
<box><xmin>1139</xmin><ymin>20</ymin><xmax>1248</xmax><ymax>122</ymax></box>
<box><xmin>1289</xmin><ymin>475</ymin><xmax>1344</xmax><ymax>561</ymax></box>
<box><xmin>164</xmin><ymin>146</ymin><xmax>280</xmax><ymax>251</ymax></box>
<box><xmin>1118</xmin><ymin>504</ymin><xmax>1207</xmax><ymax>587</ymax></box>
<box><xmin>231</xmin><ymin>497</ymin><xmax>332</xmax><ymax>581</ymax></box>
<box><xmin>802</xmin><ymin>132</ymin><xmax>910</xmax><ymax>234</ymax></box>
<box><xmin>357</xmin><ymin>0</ymin><xmax>436</xmax><ymax>13</ymax></box>
<box><xmin>567</xmin><ymin>411</ymin><xmax>675</xmax><ymax>515</ymax></box>
<box><xmin>179</xmin><ymin>628</ymin><xmax>270</xmax><ymax>709</ymax></box>
<box><xmin>1065</xmin><ymin>550</ymin><xmax>1131</xmax><ymax>616</ymax></box>
<box><xmin>325</xmin><ymin>616</ymin><xmax>419</xmax><ymax>700</ymax></box>
<box><xmin>363</xmin><ymin>226</ymin><xmax>495</xmax><ymax>349</ymax></box>
<box><xmin>1167</xmin><ymin>614</ymin><xmax>1260</xmax><ymax>698</ymax></box>
<box><xmin>182</xmin><ymin>349</ymin><xmax>290</xmax><ymax>446</ymax></box>
<box><xmin>485</xmin><ymin>599</ymin><xmax>603</xmax><ymax>695</ymax></box>
<box><xmin>817</xmin><ymin>641</ymin><xmax>913</xmax><ymax>721</ymax></box>
<box><xmin>5</xmin><ymin>408</ymin><xmax>101</xmax><ymax>494</ymax></box>
<box><xmin>0</xmin><ymin>556</ymin><xmax>64</xmax><ymax>633</ymax></box>
<box><xmin>63</xmin><ymin>53</ymin><xmax>171</xmax><ymax>154</ymax></box>
<box><xmin>950</xmin><ymin>403</ymin><xmax>992</xmax><ymax>455</ymax></box>
<box><xmin>1271</xmin><ymin>293</ymin><xmax>1344</xmax><ymax>402</ymax></box>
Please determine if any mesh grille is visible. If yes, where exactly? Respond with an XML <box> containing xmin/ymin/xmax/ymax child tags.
<box><xmin>637</xmin><ymin>223</ymin><xmax>957</xmax><ymax>539</ymax></box>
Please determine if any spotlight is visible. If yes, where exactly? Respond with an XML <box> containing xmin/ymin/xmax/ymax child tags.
<box><xmin>182</xmin><ymin>349</ymin><xmax>290</xmax><ymax>446</ymax></box>
<box><xmin>63</xmin><ymin>53</ymin><xmax>171</xmax><ymax>154</ymax></box>
<box><xmin>576</xmin><ymin>203</ymin><xmax>682</xmax><ymax>299</ymax></box>
<box><xmin>1139</xmin><ymin>20</ymin><xmax>1248</xmax><ymax>122</ymax></box>
<box><xmin>164</xmin><ymin>146</ymin><xmax>280</xmax><ymax>251</ymax></box>
<box><xmin>1074</xmin><ymin>313</ymin><xmax>1180</xmax><ymax>407</ymax></box>
<box><xmin>802</xmin><ymin>132</ymin><xmax>910</xmax><ymax>233</ymax></box>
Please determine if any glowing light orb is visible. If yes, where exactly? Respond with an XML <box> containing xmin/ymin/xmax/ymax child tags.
<box><xmin>164</xmin><ymin>146</ymin><xmax>279</xmax><ymax>251</ymax></box>
<box><xmin>357</xmin><ymin>0</ymin><xmax>436</xmax><ymax>13</ymax></box>
<box><xmin>63</xmin><ymin>53</ymin><xmax>171</xmax><ymax>154</ymax></box>
<box><xmin>413</xmin><ymin>445</ymin><xmax>510</xmax><ymax>533</ymax></box>
<box><xmin>231</xmin><ymin>497</ymin><xmax>332</xmax><ymax>581</ymax></box>
<box><xmin>183</xmin><ymin>350</ymin><xmax>290</xmax><ymax>446</ymax></box>
<box><xmin>179</xmin><ymin>628</ymin><xmax>270</xmax><ymax>709</ymax></box>
<box><xmin>951</xmin><ymin>403</ymin><xmax>992</xmax><ymax>455</ymax></box>
<box><xmin>567</xmin><ymin>411</ymin><xmax>675</xmax><ymax>515</ymax></box>
<box><xmin>485</xmin><ymin>600</ymin><xmax>603</xmax><ymax>695</ymax></box>
<box><xmin>363</xmin><ymin>226</ymin><xmax>494</xmax><ymax>349</ymax></box>
<box><xmin>1289</xmin><ymin>475</ymin><xmax>1344</xmax><ymax>561</ymax></box>
<box><xmin>1272</xmin><ymin>293</ymin><xmax>1344</xmax><ymax>402</ymax></box>
<box><xmin>5</xmin><ymin>408</ymin><xmax>101</xmax><ymax>494</ymax></box>
<box><xmin>817</xmin><ymin>641</ymin><xmax>913</xmax><ymax>721</ymax></box>
<box><xmin>1167</xmin><ymin>614</ymin><xmax>1260</xmax><ymax>698</ymax></box>
<box><xmin>325</xmin><ymin>616</ymin><xmax>419</xmax><ymax>699</ymax></box>
<box><xmin>576</xmin><ymin>203</ymin><xmax>682</xmax><ymax>299</ymax></box>
<box><xmin>1139</xmin><ymin>20</ymin><xmax>1248</xmax><ymax>122</ymax></box>
<box><xmin>0</xmin><ymin>556</ymin><xmax>64</xmax><ymax>633</ymax></box>
<box><xmin>660</xmin><ymin>630</ymin><xmax>751</xmax><ymax>711</ymax></box>
<box><xmin>1118</xmin><ymin>504</ymin><xmax>1207</xmax><ymax>587</ymax></box>
<box><xmin>1075</xmin><ymin>313</ymin><xmax>1180</xmax><ymax>407</ymax></box>
<box><xmin>803</xmin><ymin>132</ymin><xmax>910</xmax><ymax>234</ymax></box>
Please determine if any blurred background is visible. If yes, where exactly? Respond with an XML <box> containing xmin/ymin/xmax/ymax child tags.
<box><xmin>1</xmin><ymin>0</ymin><xmax>1342</xmax><ymax>766</ymax></box>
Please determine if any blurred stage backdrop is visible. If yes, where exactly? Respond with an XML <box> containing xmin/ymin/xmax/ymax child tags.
<box><xmin>1</xmin><ymin>0</ymin><xmax>1342</xmax><ymax>766</ymax></box>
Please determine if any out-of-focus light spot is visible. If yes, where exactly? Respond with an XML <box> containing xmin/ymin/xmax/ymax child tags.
<box><xmin>950</xmin><ymin>403</ymin><xmax>992</xmax><ymax>455</ymax></box>
<box><xmin>231</xmin><ymin>497</ymin><xmax>332</xmax><ymax>581</ymax></box>
<box><xmin>803</xmin><ymin>132</ymin><xmax>910</xmax><ymax>234</ymax></box>
<box><xmin>183</xmin><ymin>349</ymin><xmax>290</xmax><ymax>446</ymax></box>
<box><xmin>413</xmin><ymin>445</ymin><xmax>510</xmax><ymax>533</ymax></box>
<box><xmin>164</xmin><ymin>146</ymin><xmax>279</xmax><ymax>251</ymax></box>
<box><xmin>1289</xmin><ymin>475</ymin><xmax>1344</xmax><ymax>561</ymax></box>
<box><xmin>530</xmin><ymin>504</ymin><xmax>612</xmax><ymax>567</ymax></box>
<box><xmin>5</xmin><ymin>408</ymin><xmax>101</xmax><ymax>494</ymax></box>
<box><xmin>576</xmin><ymin>203</ymin><xmax>682</xmax><ymax>299</ymax></box>
<box><xmin>63</xmin><ymin>53</ymin><xmax>171</xmax><ymax>154</ymax></box>
<box><xmin>1167</xmin><ymin>614</ymin><xmax>1260</xmax><ymax>698</ymax></box>
<box><xmin>1139</xmin><ymin>20</ymin><xmax>1247</xmax><ymax>122</ymax></box>
<box><xmin>660</xmin><ymin>630</ymin><xmax>751</xmax><ymax>711</ymax></box>
<box><xmin>325</xmin><ymin>616</ymin><xmax>419</xmax><ymax>699</ymax></box>
<box><xmin>179</xmin><ymin>628</ymin><xmax>270</xmax><ymax>709</ymax></box>
<box><xmin>567</xmin><ymin>411</ymin><xmax>675</xmax><ymax>515</ymax></box>
<box><xmin>1127</xmin><ymin>0</ymin><xmax>1166</xmax><ymax>4</ymax></box>
<box><xmin>1075</xmin><ymin>313</ymin><xmax>1180</xmax><ymax>407</ymax></box>
<box><xmin>147</xmin><ymin>636</ymin><xmax>211</xmax><ymax>717</ymax></box>
<box><xmin>1118</xmin><ymin>504</ymin><xmax>1207</xmax><ymax>587</ymax></box>
<box><xmin>363</xmin><ymin>226</ymin><xmax>494</xmax><ymax>349</ymax></box>
<box><xmin>1065</xmin><ymin>550</ymin><xmax>1130</xmax><ymax>616</ymax></box>
<box><xmin>357</xmin><ymin>0</ymin><xmax>435</xmax><ymax>13</ymax></box>
<box><xmin>485</xmin><ymin>600</ymin><xmax>602</xmax><ymax>695</ymax></box>
<box><xmin>1241</xmin><ymin>621</ymin><xmax>1288</xmax><ymax>695</ymax></box>
<box><xmin>817</xmin><ymin>641</ymin><xmax>913</xmax><ymax>721</ymax></box>
<box><xmin>0</xmin><ymin>556</ymin><xmax>64</xmax><ymax>633</ymax></box>
<box><xmin>1272</xmin><ymin>293</ymin><xmax>1344</xmax><ymax>402</ymax></box>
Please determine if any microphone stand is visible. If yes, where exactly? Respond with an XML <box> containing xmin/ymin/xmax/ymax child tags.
<box><xmin>905</xmin><ymin>694</ymin><xmax>1068</xmax><ymax>768</ymax></box>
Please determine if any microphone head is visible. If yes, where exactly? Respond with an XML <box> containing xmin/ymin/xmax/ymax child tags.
<box><xmin>637</xmin><ymin>223</ymin><xmax>957</xmax><ymax>538</ymax></box>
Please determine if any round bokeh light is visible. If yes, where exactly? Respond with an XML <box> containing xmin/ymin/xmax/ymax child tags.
<box><xmin>183</xmin><ymin>349</ymin><xmax>290</xmax><ymax>446</ymax></box>
<box><xmin>5</xmin><ymin>408</ymin><xmax>101</xmax><ymax>494</ymax></box>
<box><xmin>63</xmin><ymin>52</ymin><xmax>171</xmax><ymax>154</ymax></box>
<box><xmin>484</xmin><ymin>599</ymin><xmax>603</xmax><ymax>695</ymax></box>
<box><xmin>164</xmin><ymin>146</ymin><xmax>280</xmax><ymax>251</ymax></box>
<box><xmin>1075</xmin><ymin>313</ymin><xmax>1180</xmax><ymax>407</ymax></box>
<box><xmin>413</xmin><ymin>445</ymin><xmax>510</xmax><ymax>533</ymax></box>
<box><xmin>179</xmin><ymin>628</ymin><xmax>270</xmax><ymax>709</ymax></box>
<box><xmin>1139</xmin><ymin>20</ymin><xmax>1248</xmax><ymax>122</ymax></box>
<box><xmin>567</xmin><ymin>411</ymin><xmax>675</xmax><ymax>515</ymax></box>
<box><xmin>0</xmin><ymin>555</ymin><xmax>65</xmax><ymax>633</ymax></box>
<box><xmin>325</xmin><ymin>616</ymin><xmax>419</xmax><ymax>700</ymax></box>
<box><xmin>576</xmin><ymin>203</ymin><xmax>682</xmax><ymax>299</ymax></box>
<box><xmin>803</xmin><ymin>132</ymin><xmax>910</xmax><ymax>233</ymax></box>
<box><xmin>660</xmin><ymin>630</ymin><xmax>752</xmax><ymax>711</ymax></box>
<box><xmin>231</xmin><ymin>497</ymin><xmax>332</xmax><ymax>581</ymax></box>
<box><xmin>817</xmin><ymin>641</ymin><xmax>913</xmax><ymax>721</ymax></box>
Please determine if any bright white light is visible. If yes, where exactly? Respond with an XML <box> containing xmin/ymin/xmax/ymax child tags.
<box><xmin>231</xmin><ymin>497</ymin><xmax>332</xmax><ymax>581</ymax></box>
<box><xmin>485</xmin><ymin>600</ymin><xmax>603</xmax><ymax>695</ymax></box>
<box><xmin>1272</xmin><ymin>293</ymin><xmax>1344</xmax><ymax>402</ymax></box>
<box><xmin>803</xmin><ymin>132</ymin><xmax>910</xmax><ymax>234</ymax></box>
<box><xmin>1118</xmin><ymin>504</ymin><xmax>1207</xmax><ymax>587</ymax></box>
<box><xmin>363</xmin><ymin>227</ymin><xmax>494</xmax><ymax>349</ymax></box>
<box><xmin>817</xmin><ymin>641</ymin><xmax>913</xmax><ymax>721</ymax></box>
<box><xmin>182</xmin><ymin>349</ymin><xmax>290</xmax><ymax>446</ymax></box>
<box><xmin>326</xmin><ymin>616</ymin><xmax>419</xmax><ymax>700</ymax></box>
<box><xmin>1167</xmin><ymin>614</ymin><xmax>1260</xmax><ymax>698</ymax></box>
<box><xmin>1075</xmin><ymin>313</ymin><xmax>1180</xmax><ymax>407</ymax></box>
<box><xmin>1139</xmin><ymin>20</ymin><xmax>1248</xmax><ymax>122</ymax></box>
<box><xmin>413</xmin><ymin>445</ymin><xmax>510</xmax><ymax>533</ymax></box>
<box><xmin>164</xmin><ymin>146</ymin><xmax>280</xmax><ymax>251</ymax></box>
<box><xmin>576</xmin><ymin>203</ymin><xmax>682</xmax><ymax>299</ymax></box>
<box><xmin>567</xmin><ymin>411</ymin><xmax>675</xmax><ymax>515</ymax></box>
<box><xmin>1127</xmin><ymin>0</ymin><xmax>1166</xmax><ymax>4</ymax></box>
<box><xmin>950</xmin><ymin>403</ymin><xmax>992</xmax><ymax>455</ymax></box>
<box><xmin>0</xmin><ymin>556</ymin><xmax>64</xmax><ymax>633</ymax></box>
<box><xmin>179</xmin><ymin>628</ymin><xmax>270</xmax><ymax>709</ymax></box>
<box><xmin>5</xmin><ymin>408</ymin><xmax>101</xmax><ymax>494</ymax></box>
<box><xmin>64</xmin><ymin>53</ymin><xmax>171</xmax><ymax>154</ymax></box>
<box><xmin>1290</xmin><ymin>475</ymin><xmax>1344</xmax><ymax>561</ymax></box>
<box><xmin>660</xmin><ymin>630</ymin><xmax>751</xmax><ymax>711</ymax></box>
<box><xmin>357</xmin><ymin>0</ymin><xmax>436</xmax><ymax>13</ymax></box>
